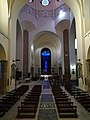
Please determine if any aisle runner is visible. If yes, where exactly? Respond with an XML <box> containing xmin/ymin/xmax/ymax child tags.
<box><xmin>38</xmin><ymin>79</ymin><xmax>58</xmax><ymax>120</ymax></box>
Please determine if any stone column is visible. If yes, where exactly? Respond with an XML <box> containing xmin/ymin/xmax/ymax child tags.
<box><xmin>23</xmin><ymin>30</ymin><xmax>28</xmax><ymax>78</ymax></box>
<box><xmin>63</xmin><ymin>29</ymin><xmax>71</xmax><ymax>92</ymax></box>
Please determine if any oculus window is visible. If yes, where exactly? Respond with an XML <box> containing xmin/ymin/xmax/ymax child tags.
<box><xmin>40</xmin><ymin>0</ymin><xmax>51</xmax><ymax>6</ymax></box>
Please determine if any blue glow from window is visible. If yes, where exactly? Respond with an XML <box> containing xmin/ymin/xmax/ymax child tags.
<box><xmin>42</xmin><ymin>51</ymin><xmax>50</xmax><ymax>56</ymax></box>
<box><xmin>45</xmin><ymin>60</ymin><xmax>48</xmax><ymax>72</ymax></box>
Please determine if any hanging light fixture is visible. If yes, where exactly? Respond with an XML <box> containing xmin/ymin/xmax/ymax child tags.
<box><xmin>29</xmin><ymin>0</ymin><xmax>35</xmax><ymax>2</ymax></box>
<box><xmin>57</xmin><ymin>0</ymin><xmax>62</xmax><ymax>2</ymax></box>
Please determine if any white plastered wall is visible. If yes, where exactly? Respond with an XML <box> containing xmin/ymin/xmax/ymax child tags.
<box><xmin>0</xmin><ymin>0</ymin><xmax>8</xmax><ymax>35</ymax></box>
<box><xmin>83</xmin><ymin>0</ymin><xmax>90</xmax><ymax>91</ymax></box>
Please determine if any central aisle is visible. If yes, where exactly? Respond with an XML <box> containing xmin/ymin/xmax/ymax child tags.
<box><xmin>37</xmin><ymin>78</ymin><xmax>58</xmax><ymax>120</ymax></box>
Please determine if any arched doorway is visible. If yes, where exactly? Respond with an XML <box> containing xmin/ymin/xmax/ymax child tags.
<box><xmin>41</xmin><ymin>48</ymin><xmax>51</xmax><ymax>75</ymax></box>
<box><xmin>0</xmin><ymin>44</ymin><xmax>6</xmax><ymax>60</ymax></box>
<box><xmin>86</xmin><ymin>46</ymin><xmax>90</xmax><ymax>92</ymax></box>
<box><xmin>0</xmin><ymin>44</ymin><xmax>7</xmax><ymax>93</ymax></box>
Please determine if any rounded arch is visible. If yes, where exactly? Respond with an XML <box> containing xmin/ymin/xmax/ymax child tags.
<box><xmin>87</xmin><ymin>46</ymin><xmax>90</xmax><ymax>59</ymax></box>
<box><xmin>33</xmin><ymin>31</ymin><xmax>61</xmax><ymax>64</ymax></box>
<box><xmin>33</xmin><ymin>31</ymin><xmax>61</xmax><ymax>51</ymax></box>
<box><xmin>70</xmin><ymin>18</ymin><xmax>76</xmax><ymax>32</ymax></box>
<box><xmin>0</xmin><ymin>44</ymin><xmax>6</xmax><ymax>60</ymax></box>
<box><xmin>41</xmin><ymin>48</ymin><xmax>51</xmax><ymax>55</ymax></box>
<box><xmin>22</xmin><ymin>20</ymin><xmax>36</xmax><ymax>32</ymax></box>
<box><xmin>55</xmin><ymin>19</ymin><xmax>70</xmax><ymax>31</ymax></box>
<box><xmin>16</xmin><ymin>19</ymin><xmax>22</xmax><ymax>38</ymax></box>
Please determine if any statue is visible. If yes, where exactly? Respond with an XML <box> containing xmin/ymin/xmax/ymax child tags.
<box><xmin>11</xmin><ymin>61</ymin><xmax>16</xmax><ymax>79</ymax></box>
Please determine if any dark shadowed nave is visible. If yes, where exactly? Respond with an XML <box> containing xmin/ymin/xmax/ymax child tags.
<box><xmin>0</xmin><ymin>76</ymin><xmax>90</xmax><ymax>120</ymax></box>
<box><xmin>0</xmin><ymin>0</ymin><xmax>90</xmax><ymax>120</ymax></box>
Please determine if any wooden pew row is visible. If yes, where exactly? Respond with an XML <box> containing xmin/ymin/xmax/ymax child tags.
<box><xmin>71</xmin><ymin>86</ymin><xmax>90</xmax><ymax>112</ymax></box>
<box><xmin>56</xmin><ymin>98</ymin><xmax>78</xmax><ymax>118</ymax></box>
<box><xmin>17</xmin><ymin>85</ymin><xmax>42</xmax><ymax>118</ymax></box>
<box><xmin>51</xmin><ymin>85</ymin><xmax>63</xmax><ymax>91</ymax></box>
<box><xmin>17</xmin><ymin>106</ymin><xmax>37</xmax><ymax>118</ymax></box>
<box><xmin>73</xmin><ymin>91</ymin><xmax>88</xmax><ymax>97</ymax></box>
<box><xmin>58</xmin><ymin>106</ymin><xmax>78</xmax><ymax>118</ymax></box>
<box><xmin>51</xmin><ymin>85</ymin><xmax>78</xmax><ymax>118</ymax></box>
<box><xmin>75</xmin><ymin>96</ymin><xmax>90</xmax><ymax>112</ymax></box>
<box><xmin>53</xmin><ymin>93</ymin><xmax>68</xmax><ymax>98</ymax></box>
<box><xmin>17</xmin><ymin>96</ymin><xmax>40</xmax><ymax>118</ymax></box>
<box><xmin>0</xmin><ymin>85</ymin><xmax>29</xmax><ymax>117</ymax></box>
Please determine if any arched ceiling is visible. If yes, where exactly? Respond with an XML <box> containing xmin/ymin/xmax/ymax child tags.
<box><xmin>27</xmin><ymin>0</ymin><xmax>65</xmax><ymax>10</ymax></box>
<box><xmin>33</xmin><ymin>31</ymin><xmax>61</xmax><ymax>50</ymax></box>
<box><xmin>22</xmin><ymin>20</ymin><xmax>36</xmax><ymax>31</ymax></box>
<box><xmin>8</xmin><ymin>0</ymin><xmax>82</xmax><ymax>18</ymax></box>
<box><xmin>8</xmin><ymin>0</ymin><xmax>83</xmax><ymax>65</ymax></box>
<box><xmin>7</xmin><ymin>0</ymin><xmax>83</xmax><ymax>24</ymax></box>
<box><xmin>33</xmin><ymin>31</ymin><xmax>61</xmax><ymax>60</ymax></box>
<box><xmin>55</xmin><ymin>19</ymin><xmax>70</xmax><ymax>31</ymax></box>
<box><xmin>87</xmin><ymin>46</ymin><xmax>90</xmax><ymax>59</ymax></box>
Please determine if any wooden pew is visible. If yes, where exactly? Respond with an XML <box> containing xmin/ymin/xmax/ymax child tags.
<box><xmin>51</xmin><ymin>84</ymin><xmax>78</xmax><ymax>118</ymax></box>
<box><xmin>21</xmin><ymin>101</ymin><xmax>38</xmax><ymax>105</ymax></box>
<box><xmin>55</xmin><ymin>97</ymin><xmax>71</xmax><ymax>101</ymax></box>
<box><xmin>58</xmin><ymin>106</ymin><xmax>78</xmax><ymax>118</ymax></box>
<box><xmin>17</xmin><ymin>85</ymin><xmax>42</xmax><ymax>118</ymax></box>
<box><xmin>0</xmin><ymin>85</ymin><xmax>29</xmax><ymax>118</ymax></box>
<box><xmin>17</xmin><ymin>106</ymin><xmax>37</xmax><ymax>118</ymax></box>
<box><xmin>56</xmin><ymin>102</ymin><xmax>73</xmax><ymax>107</ymax></box>
<box><xmin>24</xmin><ymin>97</ymin><xmax>39</xmax><ymax>102</ymax></box>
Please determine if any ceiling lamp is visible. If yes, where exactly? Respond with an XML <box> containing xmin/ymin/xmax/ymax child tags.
<box><xmin>57</xmin><ymin>0</ymin><xmax>62</xmax><ymax>2</ymax></box>
<box><xmin>29</xmin><ymin>0</ymin><xmax>35</xmax><ymax>2</ymax></box>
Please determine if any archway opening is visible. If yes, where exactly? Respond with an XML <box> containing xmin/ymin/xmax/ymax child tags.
<box><xmin>86</xmin><ymin>46</ymin><xmax>90</xmax><ymax>92</ymax></box>
<box><xmin>41</xmin><ymin>48</ymin><xmax>51</xmax><ymax>75</ymax></box>
<box><xmin>0</xmin><ymin>44</ymin><xmax>6</xmax><ymax>60</ymax></box>
<box><xmin>0</xmin><ymin>44</ymin><xmax>7</xmax><ymax>93</ymax></box>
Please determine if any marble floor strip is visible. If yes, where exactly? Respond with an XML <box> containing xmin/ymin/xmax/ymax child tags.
<box><xmin>38</xmin><ymin>79</ymin><xmax>58</xmax><ymax>120</ymax></box>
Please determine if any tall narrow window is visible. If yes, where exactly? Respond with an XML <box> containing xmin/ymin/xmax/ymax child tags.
<box><xmin>41</xmin><ymin>48</ymin><xmax>51</xmax><ymax>75</ymax></box>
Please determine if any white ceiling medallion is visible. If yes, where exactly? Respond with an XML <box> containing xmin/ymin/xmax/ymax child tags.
<box><xmin>41</xmin><ymin>0</ymin><xmax>51</xmax><ymax>6</ymax></box>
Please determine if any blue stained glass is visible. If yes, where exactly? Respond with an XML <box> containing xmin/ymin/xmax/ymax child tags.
<box><xmin>45</xmin><ymin>60</ymin><xmax>48</xmax><ymax>72</ymax></box>
<box><xmin>41</xmin><ymin>48</ymin><xmax>51</xmax><ymax>74</ymax></box>
<box><xmin>42</xmin><ymin>51</ymin><xmax>50</xmax><ymax>56</ymax></box>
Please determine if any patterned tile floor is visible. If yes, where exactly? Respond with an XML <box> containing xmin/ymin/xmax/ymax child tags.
<box><xmin>38</xmin><ymin>109</ymin><xmax>58</xmax><ymax>120</ymax></box>
<box><xmin>40</xmin><ymin>102</ymin><xmax>55</xmax><ymax>108</ymax></box>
